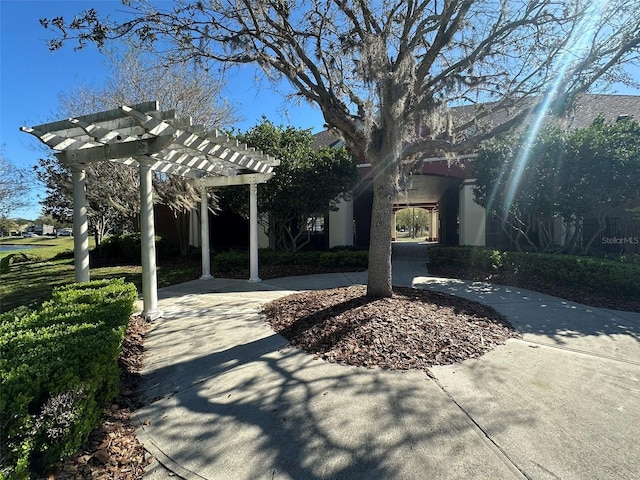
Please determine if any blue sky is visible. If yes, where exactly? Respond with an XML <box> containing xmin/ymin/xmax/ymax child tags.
<box><xmin>0</xmin><ymin>0</ymin><xmax>325</xmax><ymax>219</ymax></box>
<box><xmin>1</xmin><ymin>1</ymin><xmax>639</xmax><ymax>220</ymax></box>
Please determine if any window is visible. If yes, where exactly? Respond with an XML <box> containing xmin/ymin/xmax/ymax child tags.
<box><xmin>306</xmin><ymin>216</ymin><xmax>325</xmax><ymax>233</ymax></box>
<box><xmin>486</xmin><ymin>213</ymin><xmax>499</xmax><ymax>235</ymax></box>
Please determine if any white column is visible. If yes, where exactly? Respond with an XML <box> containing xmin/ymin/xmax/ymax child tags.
<box><xmin>458</xmin><ymin>180</ymin><xmax>486</xmax><ymax>246</ymax></box>
<box><xmin>553</xmin><ymin>215</ymin><xmax>566</xmax><ymax>247</ymax></box>
<box><xmin>189</xmin><ymin>207</ymin><xmax>200</xmax><ymax>248</ymax></box>
<box><xmin>248</xmin><ymin>182</ymin><xmax>261</xmax><ymax>283</ymax></box>
<box><xmin>430</xmin><ymin>209</ymin><xmax>439</xmax><ymax>242</ymax></box>
<box><xmin>138</xmin><ymin>159</ymin><xmax>162</xmax><ymax>320</ymax></box>
<box><xmin>328</xmin><ymin>198</ymin><xmax>354</xmax><ymax>248</ymax></box>
<box><xmin>71</xmin><ymin>165</ymin><xmax>90</xmax><ymax>283</ymax></box>
<box><xmin>200</xmin><ymin>186</ymin><xmax>213</xmax><ymax>279</ymax></box>
<box><xmin>391</xmin><ymin>211</ymin><xmax>397</xmax><ymax>241</ymax></box>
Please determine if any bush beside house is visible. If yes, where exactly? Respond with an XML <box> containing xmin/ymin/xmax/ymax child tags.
<box><xmin>428</xmin><ymin>246</ymin><xmax>640</xmax><ymax>299</ymax></box>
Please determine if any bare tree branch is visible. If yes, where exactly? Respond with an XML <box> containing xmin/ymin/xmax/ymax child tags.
<box><xmin>41</xmin><ymin>0</ymin><xmax>640</xmax><ymax>295</ymax></box>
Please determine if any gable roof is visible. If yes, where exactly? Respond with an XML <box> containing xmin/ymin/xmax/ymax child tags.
<box><xmin>311</xmin><ymin>128</ymin><xmax>344</xmax><ymax>150</ymax></box>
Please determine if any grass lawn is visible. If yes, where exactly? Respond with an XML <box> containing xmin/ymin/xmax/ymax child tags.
<box><xmin>0</xmin><ymin>235</ymin><xmax>77</xmax><ymax>260</ymax></box>
<box><xmin>0</xmin><ymin>237</ymin><xmax>201</xmax><ymax>313</ymax></box>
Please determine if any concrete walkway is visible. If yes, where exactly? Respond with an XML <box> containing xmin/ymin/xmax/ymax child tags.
<box><xmin>137</xmin><ymin>243</ymin><xmax>640</xmax><ymax>480</ymax></box>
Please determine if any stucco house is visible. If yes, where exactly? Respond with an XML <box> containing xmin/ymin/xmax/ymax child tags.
<box><xmin>308</xmin><ymin>94</ymin><xmax>640</xmax><ymax>254</ymax></box>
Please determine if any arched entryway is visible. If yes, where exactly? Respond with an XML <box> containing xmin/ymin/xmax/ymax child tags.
<box><xmin>351</xmin><ymin>161</ymin><xmax>468</xmax><ymax>248</ymax></box>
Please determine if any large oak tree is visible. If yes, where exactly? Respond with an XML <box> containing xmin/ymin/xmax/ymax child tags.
<box><xmin>43</xmin><ymin>0</ymin><xmax>640</xmax><ymax>296</ymax></box>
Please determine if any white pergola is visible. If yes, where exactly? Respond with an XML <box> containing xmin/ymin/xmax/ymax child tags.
<box><xmin>22</xmin><ymin>101</ymin><xmax>278</xmax><ymax>319</ymax></box>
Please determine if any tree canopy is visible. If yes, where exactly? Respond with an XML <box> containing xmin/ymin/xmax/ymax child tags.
<box><xmin>43</xmin><ymin>0</ymin><xmax>640</xmax><ymax>295</ymax></box>
<box><xmin>221</xmin><ymin>119</ymin><xmax>359</xmax><ymax>251</ymax></box>
<box><xmin>473</xmin><ymin>116</ymin><xmax>640</xmax><ymax>253</ymax></box>
<box><xmin>35</xmin><ymin>45</ymin><xmax>239</xmax><ymax>248</ymax></box>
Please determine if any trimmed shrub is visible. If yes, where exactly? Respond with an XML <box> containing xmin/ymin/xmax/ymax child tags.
<box><xmin>0</xmin><ymin>279</ymin><xmax>137</xmax><ymax>479</ymax></box>
<box><xmin>212</xmin><ymin>250</ymin><xmax>249</xmax><ymax>271</ymax></box>
<box><xmin>428</xmin><ymin>246</ymin><xmax>640</xmax><ymax>299</ymax></box>
<box><xmin>91</xmin><ymin>234</ymin><xmax>173</xmax><ymax>265</ymax></box>
<box><xmin>428</xmin><ymin>246</ymin><xmax>504</xmax><ymax>271</ymax></box>
<box><xmin>319</xmin><ymin>250</ymin><xmax>368</xmax><ymax>268</ymax></box>
<box><xmin>504</xmin><ymin>252</ymin><xmax>640</xmax><ymax>298</ymax></box>
<box><xmin>212</xmin><ymin>249</ymin><xmax>368</xmax><ymax>273</ymax></box>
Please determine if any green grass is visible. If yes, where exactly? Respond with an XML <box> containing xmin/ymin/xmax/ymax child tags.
<box><xmin>0</xmin><ymin>237</ymin><xmax>201</xmax><ymax>313</ymax></box>
<box><xmin>0</xmin><ymin>236</ymin><xmax>77</xmax><ymax>261</ymax></box>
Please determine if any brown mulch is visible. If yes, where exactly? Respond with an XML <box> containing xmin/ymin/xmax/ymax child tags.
<box><xmin>263</xmin><ymin>285</ymin><xmax>520</xmax><ymax>372</ymax></box>
<box><xmin>50</xmin><ymin>316</ymin><xmax>152</xmax><ymax>479</ymax></box>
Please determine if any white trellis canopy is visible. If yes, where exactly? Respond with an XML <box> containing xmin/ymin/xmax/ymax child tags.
<box><xmin>22</xmin><ymin>101</ymin><xmax>279</xmax><ymax>319</ymax></box>
<box><xmin>21</xmin><ymin>101</ymin><xmax>279</xmax><ymax>178</ymax></box>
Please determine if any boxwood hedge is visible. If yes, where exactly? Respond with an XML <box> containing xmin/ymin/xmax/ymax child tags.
<box><xmin>213</xmin><ymin>248</ymin><xmax>369</xmax><ymax>272</ymax></box>
<box><xmin>0</xmin><ymin>279</ymin><xmax>137</xmax><ymax>479</ymax></box>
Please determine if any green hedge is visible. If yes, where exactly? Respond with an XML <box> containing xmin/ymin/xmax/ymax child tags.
<box><xmin>0</xmin><ymin>279</ymin><xmax>137</xmax><ymax>479</ymax></box>
<box><xmin>213</xmin><ymin>248</ymin><xmax>369</xmax><ymax>272</ymax></box>
<box><xmin>428</xmin><ymin>246</ymin><xmax>640</xmax><ymax>298</ymax></box>
<box><xmin>427</xmin><ymin>246</ymin><xmax>504</xmax><ymax>271</ymax></box>
<box><xmin>91</xmin><ymin>233</ymin><xmax>176</xmax><ymax>265</ymax></box>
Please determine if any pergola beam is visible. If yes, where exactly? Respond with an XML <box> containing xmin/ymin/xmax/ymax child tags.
<box><xmin>56</xmin><ymin>134</ymin><xmax>175</xmax><ymax>165</ymax></box>
<box><xmin>194</xmin><ymin>173</ymin><xmax>274</xmax><ymax>187</ymax></box>
<box><xmin>122</xmin><ymin>106</ymin><xmax>278</xmax><ymax>173</ymax></box>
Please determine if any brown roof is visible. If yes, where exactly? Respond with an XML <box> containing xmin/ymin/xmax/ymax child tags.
<box><xmin>562</xmin><ymin>94</ymin><xmax>640</xmax><ymax>129</ymax></box>
<box><xmin>312</xmin><ymin>94</ymin><xmax>640</xmax><ymax>147</ymax></box>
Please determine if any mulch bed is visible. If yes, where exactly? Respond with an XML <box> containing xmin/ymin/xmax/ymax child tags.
<box><xmin>263</xmin><ymin>285</ymin><xmax>520</xmax><ymax>372</ymax></box>
<box><xmin>50</xmin><ymin>316</ymin><xmax>152</xmax><ymax>480</ymax></box>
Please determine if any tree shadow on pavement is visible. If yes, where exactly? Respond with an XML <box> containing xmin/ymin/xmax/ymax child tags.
<box><xmin>416</xmin><ymin>277</ymin><xmax>640</xmax><ymax>347</ymax></box>
<box><xmin>134</xmin><ymin>321</ymin><xmax>531</xmax><ymax>480</ymax></box>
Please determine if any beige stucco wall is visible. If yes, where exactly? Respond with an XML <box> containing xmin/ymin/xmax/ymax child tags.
<box><xmin>329</xmin><ymin>198</ymin><xmax>354</xmax><ymax>248</ymax></box>
<box><xmin>458</xmin><ymin>180</ymin><xmax>486</xmax><ymax>246</ymax></box>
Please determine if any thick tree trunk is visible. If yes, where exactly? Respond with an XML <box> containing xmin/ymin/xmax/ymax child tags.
<box><xmin>366</xmin><ymin>157</ymin><xmax>399</xmax><ymax>298</ymax></box>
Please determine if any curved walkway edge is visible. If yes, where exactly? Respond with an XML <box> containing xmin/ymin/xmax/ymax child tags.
<box><xmin>137</xmin><ymin>243</ymin><xmax>640</xmax><ymax>480</ymax></box>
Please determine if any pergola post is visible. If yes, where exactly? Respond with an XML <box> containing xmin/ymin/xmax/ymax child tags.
<box><xmin>248</xmin><ymin>182</ymin><xmax>261</xmax><ymax>283</ymax></box>
<box><xmin>21</xmin><ymin>103</ymin><xmax>279</xmax><ymax>301</ymax></box>
<box><xmin>200</xmin><ymin>184</ymin><xmax>213</xmax><ymax>280</ymax></box>
<box><xmin>71</xmin><ymin>164</ymin><xmax>90</xmax><ymax>283</ymax></box>
<box><xmin>138</xmin><ymin>158</ymin><xmax>162</xmax><ymax>320</ymax></box>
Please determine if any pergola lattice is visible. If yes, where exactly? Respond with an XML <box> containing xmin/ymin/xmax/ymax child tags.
<box><xmin>22</xmin><ymin>101</ymin><xmax>279</xmax><ymax>319</ymax></box>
